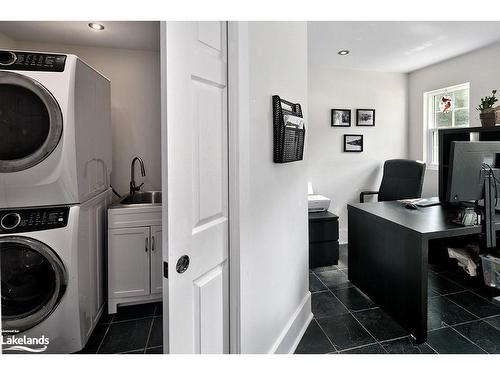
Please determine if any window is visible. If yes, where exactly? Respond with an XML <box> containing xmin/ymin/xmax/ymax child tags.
<box><xmin>424</xmin><ymin>83</ymin><xmax>470</xmax><ymax>167</ymax></box>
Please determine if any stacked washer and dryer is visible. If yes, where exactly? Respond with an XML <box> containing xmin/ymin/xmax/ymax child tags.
<box><xmin>0</xmin><ymin>50</ymin><xmax>112</xmax><ymax>353</ymax></box>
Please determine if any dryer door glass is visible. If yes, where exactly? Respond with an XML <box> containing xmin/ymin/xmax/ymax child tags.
<box><xmin>0</xmin><ymin>72</ymin><xmax>63</xmax><ymax>173</ymax></box>
<box><xmin>0</xmin><ymin>237</ymin><xmax>66</xmax><ymax>333</ymax></box>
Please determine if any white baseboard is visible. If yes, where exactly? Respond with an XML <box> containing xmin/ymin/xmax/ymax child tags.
<box><xmin>270</xmin><ymin>292</ymin><xmax>313</xmax><ymax>354</ymax></box>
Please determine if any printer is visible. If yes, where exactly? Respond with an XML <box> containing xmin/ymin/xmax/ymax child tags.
<box><xmin>307</xmin><ymin>182</ymin><xmax>331</xmax><ymax>213</ymax></box>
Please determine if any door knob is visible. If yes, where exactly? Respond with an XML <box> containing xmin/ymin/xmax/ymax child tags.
<box><xmin>176</xmin><ymin>255</ymin><xmax>190</xmax><ymax>274</ymax></box>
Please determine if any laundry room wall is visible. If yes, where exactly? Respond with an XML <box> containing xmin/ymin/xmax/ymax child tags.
<box><xmin>0</xmin><ymin>33</ymin><xmax>14</xmax><ymax>48</ymax></box>
<box><xmin>0</xmin><ymin>34</ymin><xmax>161</xmax><ymax>196</ymax></box>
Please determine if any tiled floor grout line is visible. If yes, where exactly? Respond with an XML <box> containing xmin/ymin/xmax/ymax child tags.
<box><xmin>435</xmin><ymin>289</ymin><xmax>468</xmax><ymax>298</ymax></box>
<box><xmin>119</xmin><ymin>349</ymin><xmax>144</xmax><ymax>354</ymax></box>
<box><xmin>376</xmin><ymin>334</ymin><xmax>438</xmax><ymax>354</ymax></box>
<box><xmin>434</xmin><ymin>272</ymin><xmax>472</xmax><ymax>289</ymax></box>
<box><xmin>313</xmin><ymin>317</ymin><xmax>339</xmax><ymax>354</ymax></box>
<box><xmin>425</xmin><ymin>342</ymin><xmax>439</xmax><ymax>354</ymax></box>
<box><xmin>110</xmin><ymin>315</ymin><xmax>156</xmax><ymax>325</ymax></box>
<box><xmin>440</xmin><ymin>294</ymin><xmax>482</xmax><ymax>320</ymax></box>
<box><xmin>308</xmin><ymin>247</ymin><xmax>500</xmax><ymax>355</ymax></box>
<box><xmin>143</xmin><ymin>318</ymin><xmax>156</xmax><ymax>354</ymax></box>
<box><xmin>337</xmin><ymin>341</ymin><xmax>385</xmax><ymax>354</ymax></box>
<box><xmin>313</xmin><ymin>248</ymin><xmax>406</xmax><ymax>354</ymax></box>
<box><xmin>349</xmin><ymin>306</ymin><xmax>379</xmax><ymax>314</ymax></box>
<box><xmin>443</xmin><ymin>296</ymin><xmax>481</xmax><ymax>319</ymax></box>
<box><xmin>484</xmin><ymin>312</ymin><xmax>500</xmax><ymax>319</ymax></box>
<box><xmin>147</xmin><ymin>345</ymin><xmax>163</xmax><ymax>350</ymax></box>
<box><xmin>470</xmin><ymin>288</ymin><xmax>500</xmax><ymax>304</ymax></box>
<box><xmin>447</xmin><ymin>324</ymin><xmax>489</xmax><ymax>353</ymax></box>
<box><xmin>95</xmin><ymin>323</ymin><xmax>112</xmax><ymax>354</ymax></box>
<box><xmin>91</xmin><ymin>303</ymin><xmax>162</xmax><ymax>354</ymax></box>
<box><xmin>313</xmin><ymin>272</ymin><xmax>331</xmax><ymax>290</ymax></box>
<box><xmin>325</xmin><ymin>284</ymin><xmax>386</xmax><ymax>353</ymax></box>
<box><xmin>482</xmin><ymin>315</ymin><xmax>500</xmax><ymax>331</ymax></box>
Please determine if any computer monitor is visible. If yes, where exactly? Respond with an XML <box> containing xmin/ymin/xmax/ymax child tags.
<box><xmin>446</xmin><ymin>141</ymin><xmax>500</xmax><ymax>248</ymax></box>
<box><xmin>447</xmin><ymin>141</ymin><xmax>500</xmax><ymax>203</ymax></box>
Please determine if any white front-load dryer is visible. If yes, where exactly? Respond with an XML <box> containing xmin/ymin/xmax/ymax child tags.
<box><xmin>0</xmin><ymin>189</ymin><xmax>111</xmax><ymax>354</ymax></box>
<box><xmin>0</xmin><ymin>49</ymin><xmax>112</xmax><ymax>208</ymax></box>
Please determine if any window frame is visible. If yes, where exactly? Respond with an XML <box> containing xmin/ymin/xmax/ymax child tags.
<box><xmin>423</xmin><ymin>82</ymin><xmax>470</xmax><ymax>169</ymax></box>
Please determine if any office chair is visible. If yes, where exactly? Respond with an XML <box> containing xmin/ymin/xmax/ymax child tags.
<box><xmin>360</xmin><ymin>159</ymin><xmax>426</xmax><ymax>203</ymax></box>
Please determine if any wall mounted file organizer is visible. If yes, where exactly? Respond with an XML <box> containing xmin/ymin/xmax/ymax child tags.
<box><xmin>272</xmin><ymin>95</ymin><xmax>305</xmax><ymax>163</ymax></box>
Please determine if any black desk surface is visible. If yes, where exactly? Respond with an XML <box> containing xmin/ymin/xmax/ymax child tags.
<box><xmin>348</xmin><ymin>201</ymin><xmax>500</xmax><ymax>239</ymax></box>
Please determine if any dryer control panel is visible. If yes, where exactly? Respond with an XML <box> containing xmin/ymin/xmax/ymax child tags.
<box><xmin>0</xmin><ymin>206</ymin><xmax>70</xmax><ymax>234</ymax></box>
<box><xmin>0</xmin><ymin>50</ymin><xmax>66</xmax><ymax>72</ymax></box>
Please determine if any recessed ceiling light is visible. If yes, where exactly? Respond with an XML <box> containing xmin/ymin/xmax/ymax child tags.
<box><xmin>88</xmin><ymin>23</ymin><xmax>105</xmax><ymax>31</ymax></box>
<box><xmin>338</xmin><ymin>50</ymin><xmax>350</xmax><ymax>56</ymax></box>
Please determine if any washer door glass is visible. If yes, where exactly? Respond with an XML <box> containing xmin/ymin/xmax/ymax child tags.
<box><xmin>1</xmin><ymin>237</ymin><xmax>66</xmax><ymax>334</ymax></box>
<box><xmin>0</xmin><ymin>72</ymin><xmax>63</xmax><ymax>173</ymax></box>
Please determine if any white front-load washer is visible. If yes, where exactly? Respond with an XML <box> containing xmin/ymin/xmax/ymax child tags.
<box><xmin>0</xmin><ymin>189</ymin><xmax>111</xmax><ymax>354</ymax></box>
<box><xmin>0</xmin><ymin>49</ymin><xmax>112</xmax><ymax>208</ymax></box>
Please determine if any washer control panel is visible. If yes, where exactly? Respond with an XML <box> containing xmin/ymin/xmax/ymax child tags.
<box><xmin>0</xmin><ymin>50</ymin><xmax>66</xmax><ymax>72</ymax></box>
<box><xmin>0</xmin><ymin>206</ymin><xmax>70</xmax><ymax>234</ymax></box>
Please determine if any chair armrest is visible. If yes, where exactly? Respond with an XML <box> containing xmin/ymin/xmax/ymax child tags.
<box><xmin>360</xmin><ymin>190</ymin><xmax>379</xmax><ymax>203</ymax></box>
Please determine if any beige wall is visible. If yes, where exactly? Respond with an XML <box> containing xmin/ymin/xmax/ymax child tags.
<box><xmin>0</xmin><ymin>35</ymin><xmax>161</xmax><ymax>196</ymax></box>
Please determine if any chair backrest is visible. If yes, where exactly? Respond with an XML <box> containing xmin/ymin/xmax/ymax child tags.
<box><xmin>378</xmin><ymin>159</ymin><xmax>426</xmax><ymax>202</ymax></box>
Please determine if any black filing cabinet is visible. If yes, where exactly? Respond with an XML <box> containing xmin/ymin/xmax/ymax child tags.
<box><xmin>308</xmin><ymin>211</ymin><xmax>339</xmax><ymax>268</ymax></box>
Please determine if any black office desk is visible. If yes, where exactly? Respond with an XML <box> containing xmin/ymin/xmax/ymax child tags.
<box><xmin>347</xmin><ymin>201</ymin><xmax>500</xmax><ymax>343</ymax></box>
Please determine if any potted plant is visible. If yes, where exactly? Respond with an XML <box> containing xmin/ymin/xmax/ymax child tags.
<box><xmin>477</xmin><ymin>90</ymin><xmax>498</xmax><ymax>127</ymax></box>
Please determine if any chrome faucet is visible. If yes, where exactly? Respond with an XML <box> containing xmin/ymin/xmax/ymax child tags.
<box><xmin>130</xmin><ymin>156</ymin><xmax>146</xmax><ymax>195</ymax></box>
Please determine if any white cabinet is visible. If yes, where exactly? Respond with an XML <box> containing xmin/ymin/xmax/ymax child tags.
<box><xmin>107</xmin><ymin>205</ymin><xmax>163</xmax><ymax>314</ymax></box>
<box><xmin>79</xmin><ymin>189</ymin><xmax>112</xmax><ymax>340</ymax></box>
<box><xmin>150</xmin><ymin>225</ymin><xmax>163</xmax><ymax>295</ymax></box>
<box><xmin>108</xmin><ymin>227</ymin><xmax>151</xmax><ymax>299</ymax></box>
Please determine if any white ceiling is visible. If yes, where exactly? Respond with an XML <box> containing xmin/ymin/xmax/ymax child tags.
<box><xmin>308</xmin><ymin>21</ymin><xmax>500</xmax><ymax>73</ymax></box>
<box><xmin>0</xmin><ymin>21</ymin><xmax>159</xmax><ymax>51</ymax></box>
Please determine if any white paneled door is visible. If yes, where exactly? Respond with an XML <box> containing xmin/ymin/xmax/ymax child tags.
<box><xmin>163</xmin><ymin>21</ymin><xmax>229</xmax><ymax>354</ymax></box>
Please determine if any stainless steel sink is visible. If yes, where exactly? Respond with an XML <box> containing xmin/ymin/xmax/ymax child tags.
<box><xmin>120</xmin><ymin>191</ymin><xmax>162</xmax><ymax>205</ymax></box>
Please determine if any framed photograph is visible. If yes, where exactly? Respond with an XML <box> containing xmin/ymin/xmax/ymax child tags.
<box><xmin>356</xmin><ymin>109</ymin><xmax>375</xmax><ymax>126</ymax></box>
<box><xmin>331</xmin><ymin>109</ymin><xmax>351</xmax><ymax>127</ymax></box>
<box><xmin>344</xmin><ymin>134</ymin><xmax>364</xmax><ymax>152</ymax></box>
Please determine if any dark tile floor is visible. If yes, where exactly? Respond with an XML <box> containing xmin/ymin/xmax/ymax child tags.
<box><xmin>76</xmin><ymin>301</ymin><xmax>163</xmax><ymax>354</ymax></box>
<box><xmin>296</xmin><ymin>244</ymin><xmax>500</xmax><ymax>354</ymax></box>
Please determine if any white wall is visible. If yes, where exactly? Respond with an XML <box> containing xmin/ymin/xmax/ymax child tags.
<box><xmin>307</xmin><ymin>61</ymin><xmax>409</xmax><ymax>242</ymax></box>
<box><xmin>409</xmin><ymin>41</ymin><xmax>500</xmax><ymax>197</ymax></box>
<box><xmin>234</xmin><ymin>21</ymin><xmax>310</xmax><ymax>354</ymax></box>
<box><xmin>0</xmin><ymin>36</ymin><xmax>161</xmax><ymax>195</ymax></box>
<box><xmin>0</xmin><ymin>33</ymin><xmax>14</xmax><ymax>48</ymax></box>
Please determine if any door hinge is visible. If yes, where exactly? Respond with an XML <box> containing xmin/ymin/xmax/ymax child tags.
<box><xmin>163</xmin><ymin>261</ymin><xmax>168</xmax><ymax>279</ymax></box>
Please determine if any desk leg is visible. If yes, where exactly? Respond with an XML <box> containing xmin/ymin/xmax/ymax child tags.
<box><xmin>348</xmin><ymin>207</ymin><xmax>428</xmax><ymax>343</ymax></box>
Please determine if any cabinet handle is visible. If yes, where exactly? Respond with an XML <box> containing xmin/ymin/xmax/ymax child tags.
<box><xmin>152</xmin><ymin>236</ymin><xmax>155</xmax><ymax>251</ymax></box>
<box><xmin>145</xmin><ymin>237</ymin><xmax>149</xmax><ymax>252</ymax></box>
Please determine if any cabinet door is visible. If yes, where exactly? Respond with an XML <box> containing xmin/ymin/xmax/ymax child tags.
<box><xmin>108</xmin><ymin>227</ymin><xmax>151</xmax><ymax>299</ymax></box>
<box><xmin>150</xmin><ymin>225</ymin><xmax>163</xmax><ymax>294</ymax></box>
<box><xmin>93</xmin><ymin>200</ymin><xmax>106</xmax><ymax>326</ymax></box>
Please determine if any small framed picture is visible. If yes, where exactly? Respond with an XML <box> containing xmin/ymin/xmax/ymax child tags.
<box><xmin>331</xmin><ymin>109</ymin><xmax>351</xmax><ymax>127</ymax></box>
<box><xmin>356</xmin><ymin>109</ymin><xmax>375</xmax><ymax>126</ymax></box>
<box><xmin>344</xmin><ymin>134</ymin><xmax>363</xmax><ymax>152</ymax></box>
